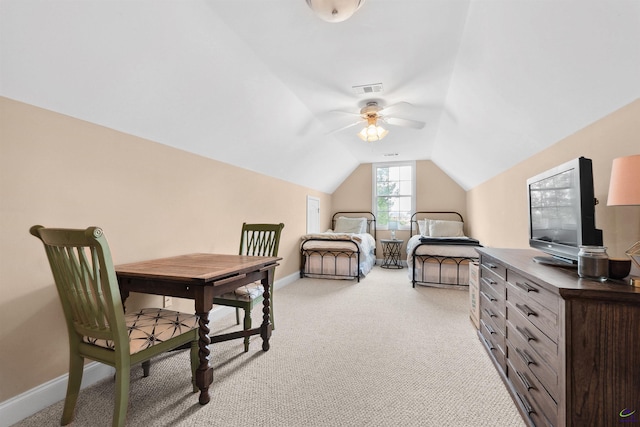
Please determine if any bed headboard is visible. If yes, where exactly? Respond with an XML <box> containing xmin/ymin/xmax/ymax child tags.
<box><xmin>331</xmin><ymin>211</ymin><xmax>377</xmax><ymax>241</ymax></box>
<box><xmin>409</xmin><ymin>211</ymin><xmax>465</xmax><ymax>236</ymax></box>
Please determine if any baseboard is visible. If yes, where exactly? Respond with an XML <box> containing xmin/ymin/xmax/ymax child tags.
<box><xmin>0</xmin><ymin>272</ymin><xmax>299</xmax><ymax>426</ymax></box>
<box><xmin>0</xmin><ymin>361</ymin><xmax>115</xmax><ymax>427</ymax></box>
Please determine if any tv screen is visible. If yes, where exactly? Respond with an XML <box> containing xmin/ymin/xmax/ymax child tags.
<box><xmin>527</xmin><ymin>157</ymin><xmax>602</xmax><ymax>265</ymax></box>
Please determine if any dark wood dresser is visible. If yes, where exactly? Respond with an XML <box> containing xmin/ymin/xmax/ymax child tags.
<box><xmin>476</xmin><ymin>247</ymin><xmax>640</xmax><ymax>427</ymax></box>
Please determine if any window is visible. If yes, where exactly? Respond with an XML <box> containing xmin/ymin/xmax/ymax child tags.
<box><xmin>372</xmin><ymin>161</ymin><xmax>415</xmax><ymax>229</ymax></box>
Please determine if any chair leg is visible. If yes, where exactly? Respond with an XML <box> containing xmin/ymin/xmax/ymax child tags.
<box><xmin>141</xmin><ymin>360</ymin><xmax>151</xmax><ymax>377</ymax></box>
<box><xmin>235</xmin><ymin>307</ymin><xmax>240</xmax><ymax>325</ymax></box>
<box><xmin>112</xmin><ymin>359</ymin><xmax>131</xmax><ymax>427</ymax></box>
<box><xmin>61</xmin><ymin>352</ymin><xmax>84</xmax><ymax>425</ymax></box>
<box><xmin>243</xmin><ymin>307</ymin><xmax>251</xmax><ymax>352</ymax></box>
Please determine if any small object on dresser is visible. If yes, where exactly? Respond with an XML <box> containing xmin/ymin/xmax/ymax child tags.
<box><xmin>578</xmin><ymin>245</ymin><xmax>609</xmax><ymax>281</ymax></box>
<box><xmin>608</xmin><ymin>258</ymin><xmax>632</xmax><ymax>280</ymax></box>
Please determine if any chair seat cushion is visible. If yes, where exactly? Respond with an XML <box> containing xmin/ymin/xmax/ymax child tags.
<box><xmin>84</xmin><ymin>308</ymin><xmax>198</xmax><ymax>354</ymax></box>
<box><xmin>216</xmin><ymin>282</ymin><xmax>264</xmax><ymax>302</ymax></box>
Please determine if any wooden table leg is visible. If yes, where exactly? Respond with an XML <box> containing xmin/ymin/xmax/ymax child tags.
<box><xmin>195</xmin><ymin>310</ymin><xmax>213</xmax><ymax>404</ymax></box>
<box><xmin>194</xmin><ymin>288</ymin><xmax>214</xmax><ymax>405</ymax></box>
<box><xmin>261</xmin><ymin>269</ymin><xmax>273</xmax><ymax>352</ymax></box>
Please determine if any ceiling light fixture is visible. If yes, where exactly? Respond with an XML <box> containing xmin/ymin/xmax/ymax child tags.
<box><xmin>305</xmin><ymin>0</ymin><xmax>366</xmax><ymax>23</ymax></box>
<box><xmin>358</xmin><ymin>115</ymin><xmax>388</xmax><ymax>142</ymax></box>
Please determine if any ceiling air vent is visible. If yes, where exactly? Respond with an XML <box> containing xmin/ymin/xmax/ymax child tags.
<box><xmin>352</xmin><ymin>83</ymin><xmax>383</xmax><ymax>95</ymax></box>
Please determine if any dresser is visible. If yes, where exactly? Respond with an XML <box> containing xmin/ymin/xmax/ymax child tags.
<box><xmin>476</xmin><ymin>247</ymin><xmax>640</xmax><ymax>427</ymax></box>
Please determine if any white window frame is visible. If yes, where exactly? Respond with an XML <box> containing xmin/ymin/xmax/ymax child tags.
<box><xmin>372</xmin><ymin>161</ymin><xmax>416</xmax><ymax>230</ymax></box>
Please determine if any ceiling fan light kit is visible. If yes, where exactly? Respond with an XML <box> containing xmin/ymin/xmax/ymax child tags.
<box><xmin>306</xmin><ymin>0</ymin><xmax>366</xmax><ymax>23</ymax></box>
<box><xmin>358</xmin><ymin>117</ymin><xmax>388</xmax><ymax>142</ymax></box>
<box><xmin>357</xmin><ymin>102</ymin><xmax>388</xmax><ymax>142</ymax></box>
<box><xmin>327</xmin><ymin>100</ymin><xmax>425</xmax><ymax>142</ymax></box>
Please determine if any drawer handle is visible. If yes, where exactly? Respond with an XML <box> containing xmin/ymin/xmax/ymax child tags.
<box><xmin>483</xmin><ymin>308</ymin><xmax>497</xmax><ymax>318</ymax></box>
<box><xmin>516</xmin><ymin>348</ymin><xmax>536</xmax><ymax>366</ymax></box>
<box><xmin>486</xmin><ymin>263</ymin><xmax>498</xmax><ymax>269</ymax></box>
<box><xmin>481</xmin><ymin>335</ymin><xmax>496</xmax><ymax>351</ymax></box>
<box><xmin>516</xmin><ymin>392</ymin><xmax>535</xmax><ymax>415</ymax></box>
<box><xmin>484</xmin><ymin>323</ymin><xmax>496</xmax><ymax>335</ymax></box>
<box><xmin>515</xmin><ymin>281</ymin><xmax>538</xmax><ymax>293</ymax></box>
<box><xmin>515</xmin><ymin>325</ymin><xmax>536</xmax><ymax>342</ymax></box>
<box><xmin>487</xmin><ymin>278</ymin><xmax>497</xmax><ymax>285</ymax></box>
<box><xmin>516</xmin><ymin>370</ymin><xmax>535</xmax><ymax>391</ymax></box>
<box><xmin>480</xmin><ymin>291</ymin><xmax>497</xmax><ymax>302</ymax></box>
<box><xmin>516</xmin><ymin>303</ymin><xmax>536</xmax><ymax>317</ymax></box>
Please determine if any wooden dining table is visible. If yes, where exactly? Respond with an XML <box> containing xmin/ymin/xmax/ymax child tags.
<box><xmin>115</xmin><ymin>253</ymin><xmax>281</xmax><ymax>405</ymax></box>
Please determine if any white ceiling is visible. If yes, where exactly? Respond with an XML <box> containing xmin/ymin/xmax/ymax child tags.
<box><xmin>2</xmin><ymin>0</ymin><xmax>639</xmax><ymax>193</ymax></box>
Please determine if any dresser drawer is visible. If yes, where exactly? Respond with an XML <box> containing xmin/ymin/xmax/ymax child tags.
<box><xmin>507</xmin><ymin>301</ymin><xmax>559</xmax><ymax>376</ymax></box>
<box><xmin>507</xmin><ymin>282</ymin><xmax>558</xmax><ymax>343</ymax></box>
<box><xmin>480</xmin><ymin>275</ymin><xmax>505</xmax><ymax>314</ymax></box>
<box><xmin>480</xmin><ymin>321</ymin><xmax>506</xmax><ymax>373</ymax></box>
<box><xmin>481</xmin><ymin>256</ymin><xmax>507</xmax><ymax>280</ymax></box>
<box><xmin>508</xmin><ymin>358</ymin><xmax>557</xmax><ymax>427</ymax></box>
<box><xmin>507</xmin><ymin>317</ymin><xmax>558</xmax><ymax>403</ymax></box>
<box><xmin>481</xmin><ymin>301</ymin><xmax>505</xmax><ymax>335</ymax></box>
<box><xmin>507</xmin><ymin>270</ymin><xmax>558</xmax><ymax>315</ymax></box>
<box><xmin>481</xmin><ymin>316</ymin><xmax>505</xmax><ymax>356</ymax></box>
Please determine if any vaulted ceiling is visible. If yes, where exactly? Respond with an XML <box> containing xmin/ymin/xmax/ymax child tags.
<box><xmin>2</xmin><ymin>1</ymin><xmax>639</xmax><ymax>193</ymax></box>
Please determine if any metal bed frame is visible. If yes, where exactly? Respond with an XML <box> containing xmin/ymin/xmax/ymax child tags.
<box><xmin>300</xmin><ymin>211</ymin><xmax>376</xmax><ymax>282</ymax></box>
<box><xmin>409</xmin><ymin>211</ymin><xmax>479</xmax><ymax>288</ymax></box>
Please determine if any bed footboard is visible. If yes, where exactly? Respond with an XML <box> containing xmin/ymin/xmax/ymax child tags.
<box><xmin>411</xmin><ymin>253</ymin><xmax>478</xmax><ymax>288</ymax></box>
<box><xmin>300</xmin><ymin>239</ymin><xmax>361</xmax><ymax>282</ymax></box>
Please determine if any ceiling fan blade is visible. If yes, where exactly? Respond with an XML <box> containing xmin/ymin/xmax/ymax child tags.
<box><xmin>326</xmin><ymin>119</ymin><xmax>365</xmax><ymax>135</ymax></box>
<box><xmin>328</xmin><ymin>109</ymin><xmax>363</xmax><ymax>117</ymax></box>
<box><xmin>379</xmin><ymin>101</ymin><xmax>414</xmax><ymax>115</ymax></box>
<box><xmin>383</xmin><ymin>116</ymin><xmax>426</xmax><ymax>129</ymax></box>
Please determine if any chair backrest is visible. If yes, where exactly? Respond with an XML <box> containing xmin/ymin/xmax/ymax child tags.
<box><xmin>30</xmin><ymin>226</ymin><xmax>129</xmax><ymax>352</ymax></box>
<box><xmin>239</xmin><ymin>223</ymin><xmax>285</xmax><ymax>257</ymax></box>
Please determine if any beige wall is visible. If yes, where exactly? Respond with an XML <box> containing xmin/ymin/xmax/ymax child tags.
<box><xmin>467</xmin><ymin>99</ymin><xmax>640</xmax><ymax>264</ymax></box>
<box><xmin>332</xmin><ymin>160</ymin><xmax>467</xmax><ymax>255</ymax></box>
<box><xmin>0</xmin><ymin>97</ymin><xmax>332</xmax><ymax>401</ymax></box>
<box><xmin>2</xmin><ymin>95</ymin><xmax>638</xmax><ymax>405</ymax></box>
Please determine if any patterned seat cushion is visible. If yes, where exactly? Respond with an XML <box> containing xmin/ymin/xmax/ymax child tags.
<box><xmin>216</xmin><ymin>282</ymin><xmax>264</xmax><ymax>302</ymax></box>
<box><xmin>84</xmin><ymin>308</ymin><xmax>199</xmax><ymax>355</ymax></box>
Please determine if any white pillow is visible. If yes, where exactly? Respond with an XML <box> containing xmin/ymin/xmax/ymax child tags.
<box><xmin>334</xmin><ymin>217</ymin><xmax>367</xmax><ymax>234</ymax></box>
<box><xmin>429</xmin><ymin>220</ymin><xmax>465</xmax><ymax>237</ymax></box>
<box><xmin>418</xmin><ymin>219</ymin><xmax>430</xmax><ymax>236</ymax></box>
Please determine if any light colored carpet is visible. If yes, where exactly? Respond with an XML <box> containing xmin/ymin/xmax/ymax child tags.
<box><xmin>14</xmin><ymin>267</ymin><xmax>525</xmax><ymax>427</ymax></box>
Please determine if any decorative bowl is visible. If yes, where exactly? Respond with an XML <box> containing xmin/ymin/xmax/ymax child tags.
<box><xmin>609</xmin><ymin>258</ymin><xmax>632</xmax><ymax>280</ymax></box>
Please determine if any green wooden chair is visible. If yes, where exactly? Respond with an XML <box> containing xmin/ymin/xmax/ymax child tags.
<box><xmin>213</xmin><ymin>222</ymin><xmax>284</xmax><ymax>352</ymax></box>
<box><xmin>30</xmin><ymin>226</ymin><xmax>199</xmax><ymax>427</ymax></box>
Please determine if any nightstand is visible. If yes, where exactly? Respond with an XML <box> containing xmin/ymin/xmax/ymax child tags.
<box><xmin>380</xmin><ymin>239</ymin><xmax>404</xmax><ymax>269</ymax></box>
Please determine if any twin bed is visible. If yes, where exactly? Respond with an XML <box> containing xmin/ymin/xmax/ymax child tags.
<box><xmin>299</xmin><ymin>210</ymin><xmax>480</xmax><ymax>288</ymax></box>
<box><xmin>299</xmin><ymin>212</ymin><xmax>377</xmax><ymax>282</ymax></box>
<box><xmin>407</xmin><ymin>211</ymin><xmax>481</xmax><ymax>288</ymax></box>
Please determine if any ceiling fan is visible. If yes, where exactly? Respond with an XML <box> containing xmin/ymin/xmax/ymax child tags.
<box><xmin>329</xmin><ymin>101</ymin><xmax>426</xmax><ymax>142</ymax></box>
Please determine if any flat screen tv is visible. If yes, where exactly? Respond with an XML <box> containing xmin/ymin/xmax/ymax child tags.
<box><xmin>527</xmin><ymin>156</ymin><xmax>603</xmax><ymax>266</ymax></box>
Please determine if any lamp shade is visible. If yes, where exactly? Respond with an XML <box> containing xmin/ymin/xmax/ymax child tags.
<box><xmin>607</xmin><ymin>154</ymin><xmax>640</xmax><ymax>206</ymax></box>
<box><xmin>305</xmin><ymin>0</ymin><xmax>366</xmax><ymax>23</ymax></box>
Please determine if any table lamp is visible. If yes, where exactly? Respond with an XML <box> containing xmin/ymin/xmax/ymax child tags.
<box><xmin>607</xmin><ymin>154</ymin><xmax>640</xmax><ymax>287</ymax></box>
<box><xmin>389</xmin><ymin>221</ymin><xmax>398</xmax><ymax>240</ymax></box>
